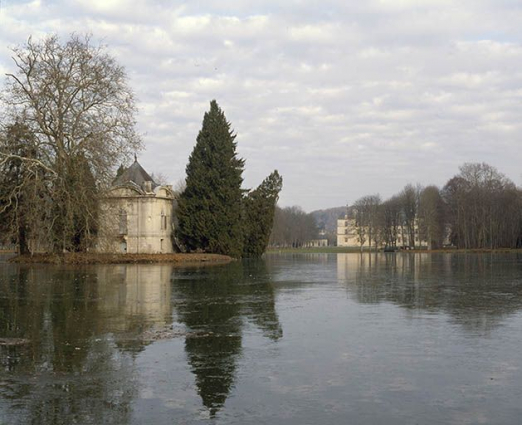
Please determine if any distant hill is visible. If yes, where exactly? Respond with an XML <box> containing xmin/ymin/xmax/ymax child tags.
<box><xmin>310</xmin><ymin>206</ymin><xmax>347</xmax><ymax>234</ymax></box>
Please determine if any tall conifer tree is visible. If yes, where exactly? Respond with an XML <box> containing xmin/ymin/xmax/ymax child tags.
<box><xmin>243</xmin><ymin>171</ymin><xmax>283</xmax><ymax>257</ymax></box>
<box><xmin>176</xmin><ymin>100</ymin><xmax>245</xmax><ymax>257</ymax></box>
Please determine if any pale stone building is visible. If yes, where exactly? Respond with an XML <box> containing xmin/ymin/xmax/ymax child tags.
<box><xmin>97</xmin><ymin>159</ymin><xmax>175</xmax><ymax>254</ymax></box>
<box><xmin>337</xmin><ymin>216</ymin><xmax>366</xmax><ymax>248</ymax></box>
<box><xmin>304</xmin><ymin>239</ymin><xmax>329</xmax><ymax>248</ymax></box>
<box><xmin>336</xmin><ymin>209</ymin><xmax>429</xmax><ymax>249</ymax></box>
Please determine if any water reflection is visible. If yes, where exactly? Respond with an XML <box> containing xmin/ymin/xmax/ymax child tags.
<box><xmin>96</xmin><ymin>264</ymin><xmax>172</xmax><ymax>352</ymax></box>
<box><xmin>0</xmin><ymin>266</ymin><xmax>138</xmax><ymax>424</ymax></box>
<box><xmin>172</xmin><ymin>260</ymin><xmax>282</xmax><ymax>415</ymax></box>
<box><xmin>337</xmin><ymin>253</ymin><xmax>522</xmax><ymax>333</ymax></box>
<box><xmin>0</xmin><ymin>260</ymin><xmax>283</xmax><ymax>423</ymax></box>
<box><xmin>0</xmin><ymin>263</ymin><xmax>178</xmax><ymax>424</ymax></box>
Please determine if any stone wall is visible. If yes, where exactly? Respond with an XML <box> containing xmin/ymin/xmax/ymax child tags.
<box><xmin>97</xmin><ymin>186</ymin><xmax>174</xmax><ymax>254</ymax></box>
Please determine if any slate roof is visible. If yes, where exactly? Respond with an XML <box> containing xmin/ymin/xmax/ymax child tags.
<box><xmin>113</xmin><ymin>158</ymin><xmax>158</xmax><ymax>189</ymax></box>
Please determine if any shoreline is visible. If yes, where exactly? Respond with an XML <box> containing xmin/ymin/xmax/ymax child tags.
<box><xmin>8</xmin><ymin>252</ymin><xmax>234</xmax><ymax>265</ymax></box>
<box><xmin>266</xmin><ymin>247</ymin><xmax>522</xmax><ymax>254</ymax></box>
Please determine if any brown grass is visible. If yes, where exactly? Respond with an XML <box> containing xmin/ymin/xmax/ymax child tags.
<box><xmin>9</xmin><ymin>252</ymin><xmax>234</xmax><ymax>265</ymax></box>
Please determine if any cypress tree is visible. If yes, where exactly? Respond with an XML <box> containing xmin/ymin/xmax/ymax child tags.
<box><xmin>176</xmin><ymin>100</ymin><xmax>245</xmax><ymax>257</ymax></box>
<box><xmin>243</xmin><ymin>170</ymin><xmax>283</xmax><ymax>257</ymax></box>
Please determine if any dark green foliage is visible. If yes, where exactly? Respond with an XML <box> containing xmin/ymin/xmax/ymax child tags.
<box><xmin>0</xmin><ymin>123</ymin><xmax>42</xmax><ymax>254</ymax></box>
<box><xmin>51</xmin><ymin>154</ymin><xmax>99</xmax><ymax>252</ymax></box>
<box><xmin>243</xmin><ymin>171</ymin><xmax>283</xmax><ymax>257</ymax></box>
<box><xmin>176</xmin><ymin>100</ymin><xmax>245</xmax><ymax>258</ymax></box>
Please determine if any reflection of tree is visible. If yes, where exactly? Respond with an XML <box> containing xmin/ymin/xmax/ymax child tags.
<box><xmin>172</xmin><ymin>260</ymin><xmax>282</xmax><ymax>415</ymax></box>
<box><xmin>338</xmin><ymin>253</ymin><xmax>522</xmax><ymax>334</ymax></box>
<box><xmin>0</xmin><ymin>263</ymin><xmax>173</xmax><ymax>424</ymax></box>
<box><xmin>241</xmin><ymin>259</ymin><xmax>282</xmax><ymax>341</ymax></box>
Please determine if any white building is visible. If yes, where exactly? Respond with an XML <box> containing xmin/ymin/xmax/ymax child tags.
<box><xmin>336</xmin><ymin>210</ymin><xmax>429</xmax><ymax>249</ymax></box>
<box><xmin>97</xmin><ymin>159</ymin><xmax>175</xmax><ymax>254</ymax></box>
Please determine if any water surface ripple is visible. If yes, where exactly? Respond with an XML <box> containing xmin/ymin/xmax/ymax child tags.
<box><xmin>1</xmin><ymin>253</ymin><xmax>522</xmax><ymax>424</ymax></box>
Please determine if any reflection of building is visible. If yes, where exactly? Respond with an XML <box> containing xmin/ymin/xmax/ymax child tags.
<box><xmin>97</xmin><ymin>158</ymin><xmax>174</xmax><ymax>253</ymax></box>
<box><xmin>96</xmin><ymin>264</ymin><xmax>172</xmax><ymax>332</ymax></box>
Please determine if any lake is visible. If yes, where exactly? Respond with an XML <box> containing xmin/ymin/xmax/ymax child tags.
<box><xmin>1</xmin><ymin>253</ymin><xmax>522</xmax><ymax>424</ymax></box>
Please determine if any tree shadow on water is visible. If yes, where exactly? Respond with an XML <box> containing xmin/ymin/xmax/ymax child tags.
<box><xmin>172</xmin><ymin>259</ymin><xmax>282</xmax><ymax>416</ymax></box>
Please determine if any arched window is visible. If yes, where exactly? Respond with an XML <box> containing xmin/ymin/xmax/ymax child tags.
<box><xmin>119</xmin><ymin>209</ymin><xmax>127</xmax><ymax>235</ymax></box>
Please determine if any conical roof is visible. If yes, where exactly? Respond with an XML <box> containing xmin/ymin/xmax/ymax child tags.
<box><xmin>113</xmin><ymin>158</ymin><xmax>157</xmax><ymax>189</ymax></box>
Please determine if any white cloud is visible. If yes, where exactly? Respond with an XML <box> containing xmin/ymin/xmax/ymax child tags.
<box><xmin>1</xmin><ymin>0</ymin><xmax>522</xmax><ymax>209</ymax></box>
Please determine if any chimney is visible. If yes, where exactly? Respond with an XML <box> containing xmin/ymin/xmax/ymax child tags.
<box><xmin>143</xmin><ymin>181</ymin><xmax>152</xmax><ymax>193</ymax></box>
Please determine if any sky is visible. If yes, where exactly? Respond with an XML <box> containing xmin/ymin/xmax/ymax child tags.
<box><xmin>1</xmin><ymin>0</ymin><xmax>521</xmax><ymax>212</ymax></box>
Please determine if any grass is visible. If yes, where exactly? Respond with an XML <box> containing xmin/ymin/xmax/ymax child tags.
<box><xmin>266</xmin><ymin>246</ymin><xmax>522</xmax><ymax>254</ymax></box>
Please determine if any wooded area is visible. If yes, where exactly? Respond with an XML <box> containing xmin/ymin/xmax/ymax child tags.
<box><xmin>268</xmin><ymin>206</ymin><xmax>318</xmax><ymax>248</ymax></box>
<box><xmin>350</xmin><ymin>163</ymin><xmax>522</xmax><ymax>250</ymax></box>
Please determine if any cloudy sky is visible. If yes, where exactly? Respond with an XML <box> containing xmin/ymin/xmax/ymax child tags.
<box><xmin>1</xmin><ymin>0</ymin><xmax>521</xmax><ymax>211</ymax></box>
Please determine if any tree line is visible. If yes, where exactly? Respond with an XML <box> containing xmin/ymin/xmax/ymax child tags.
<box><xmin>1</xmin><ymin>34</ymin><xmax>281</xmax><ymax>258</ymax></box>
<box><xmin>268</xmin><ymin>206</ymin><xmax>318</xmax><ymax>248</ymax></box>
<box><xmin>351</xmin><ymin>162</ymin><xmax>522</xmax><ymax>250</ymax></box>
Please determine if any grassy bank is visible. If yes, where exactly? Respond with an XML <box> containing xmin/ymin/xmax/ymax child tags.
<box><xmin>9</xmin><ymin>253</ymin><xmax>234</xmax><ymax>265</ymax></box>
<box><xmin>266</xmin><ymin>247</ymin><xmax>367</xmax><ymax>254</ymax></box>
<box><xmin>266</xmin><ymin>247</ymin><xmax>522</xmax><ymax>254</ymax></box>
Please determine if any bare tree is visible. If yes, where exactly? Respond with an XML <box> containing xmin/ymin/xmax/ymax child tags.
<box><xmin>269</xmin><ymin>205</ymin><xmax>318</xmax><ymax>248</ymax></box>
<box><xmin>1</xmin><ymin>34</ymin><xmax>142</xmax><ymax>252</ymax></box>
<box><xmin>442</xmin><ymin>163</ymin><xmax>522</xmax><ymax>249</ymax></box>
<box><xmin>398</xmin><ymin>184</ymin><xmax>420</xmax><ymax>249</ymax></box>
<box><xmin>418</xmin><ymin>185</ymin><xmax>445</xmax><ymax>249</ymax></box>
<box><xmin>150</xmin><ymin>172</ymin><xmax>170</xmax><ymax>186</ymax></box>
<box><xmin>354</xmin><ymin>194</ymin><xmax>382</xmax><ymax>251</ymax></box>
<box><xmin>381</xmin><ymin>195</ymin><xmax>402</xmax><ymax>248</ymax></box>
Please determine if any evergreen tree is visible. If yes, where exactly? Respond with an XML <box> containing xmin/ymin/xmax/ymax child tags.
<box><xmin>243</xmin><ymin>171</ymin><xmax>283</xmax><ymax>257</ymax></box>
<box><xmin>176</xmin><ymin>100</ymin><xmax>245</xmax><ymax>257</ymax></box>
<box><xmin>0</xmin><ymin>122</ymin><xmax>44</xmax><ymax>254</ymax></box>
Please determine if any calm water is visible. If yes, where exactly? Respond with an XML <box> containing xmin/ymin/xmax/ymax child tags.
<box><xmin>1</xmin><ymin>253</ymin><xmax>522</xmax><ymax>424</ymax></box>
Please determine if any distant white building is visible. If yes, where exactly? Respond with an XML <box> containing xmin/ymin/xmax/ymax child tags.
<box><xmin>97</xmin><ymin>159</ymin><xmax>175</xmax><ymax>254</ymax></box>
<box><xmin>304</xmin><ymin>239</ymin><xmax>329</xmax><ymax>248</ymax></box>
<box><xmin>337</xmin><ymin>216</ymin><xmax>364</xmax><ymax>248</ymax></box>
<box><xmin>305</xmin><ymin>229</ymin><xmax>329</xmax><ymax>248</ymax></box>
<box><xmin>336</xmin><ymin>208</ymin><xmax>430</xmax><ymax>249</ymax></box>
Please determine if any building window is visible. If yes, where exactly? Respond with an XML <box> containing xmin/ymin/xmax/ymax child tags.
<box><xmin>119</xmin><ymin>210</ymin><xmax>127</xmax><ymax>235</ymax></box>
<box><xmin>161</xmin><ymin>212</ymin><xmax>167</xmax><ymax>230</ymax></box>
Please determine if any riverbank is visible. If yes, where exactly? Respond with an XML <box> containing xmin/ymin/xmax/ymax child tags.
<box><xmin>266</xmin><ymin>247</ymin><xmax>522</xmax><ymax>254</ymax></box>
<box><xmin>9</xmin><ymin>252</ymin><xmax>234</xmax><ymax>265</ymax></box>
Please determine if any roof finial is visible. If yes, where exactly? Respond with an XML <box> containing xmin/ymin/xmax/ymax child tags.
<box><xmin>134</xmin><ymin>153</ymin><xmax>137</xmax><ymax>162</ymax></box>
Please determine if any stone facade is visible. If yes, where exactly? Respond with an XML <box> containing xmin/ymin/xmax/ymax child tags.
<box><xmin>97</xmin><ymin>159</ymin><xmax>175</xmax><ymax>254</ymax></box>
<box><xmin>304</xmin><ymin>239</ymin><xmax>329</xmax><ymax>248</ymax></box>
<box><xmin>337</xmin><ymin>217</ymin><xmax>365</xmax><ymax>248</ymax></box>
<box><xmin>336</xmin><ymin>214</ymin><xmax>429</xmax><ymax>249</ymax></box>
